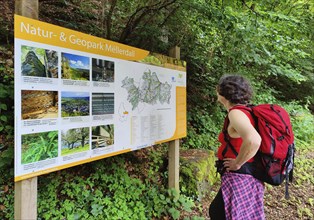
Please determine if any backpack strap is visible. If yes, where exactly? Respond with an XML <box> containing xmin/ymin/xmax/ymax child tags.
<box><xmin>221</xmin><ymin>104</ymin><xmax>259</xmax><ymax>158</ymax></box>
<box><xmin>222</xmin><ymin>114</ymin><xmax>238</xmax><ymax>157</ymax></box>
<box><xmin>231</xmin><ymin>105</ymin><xmax>258</xmax><ymax>129</ymax></box>
<box><xmin>284</xmin><ymin>143</ymin><xmax>295</xmax><ymax>199</ymax></box>
<box><xmin>270</xmin><ymin>104</ymin><xmax>290</xmax><ymax>135</ymax></box>
<box><xmin>222</xmin><ymin>105</ymin><xmax>257</xmax><ymax>158</ymax></box>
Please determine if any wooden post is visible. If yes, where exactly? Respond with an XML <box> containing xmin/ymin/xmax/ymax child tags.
<box><xmin>15</xmin><ymin>0</ymin><xmax>39</xmax><ymax>19</ymax></box>
<box><xmin>168</xmin><ymin>46</ymin><xmax>180</xmax><ymax>192</ymax></box>
<box><xmin>15</xmin><ymin>1</ymin><xmax>39</xmax><ymax>219</ymax></box>
<box><xmin>14</xmin><ymin>178</ymin><xmax>38</xmax><ymax>220</ymax></box>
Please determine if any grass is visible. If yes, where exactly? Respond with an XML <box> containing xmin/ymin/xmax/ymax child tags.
<box><xmin>61</xmin><ymin>144</ymin><xmax>90</xmax><ymax>156</ymax></box>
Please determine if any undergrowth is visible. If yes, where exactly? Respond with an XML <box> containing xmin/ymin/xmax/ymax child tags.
<box><xmin>36</xmin><ymin>154</ymin><xmax>195</xmax><ymax>220</ymax></box>
<box><xmin>0</xmin><ymin>148</ymin><xmax>201</xmax><ymax>220</ymax></box>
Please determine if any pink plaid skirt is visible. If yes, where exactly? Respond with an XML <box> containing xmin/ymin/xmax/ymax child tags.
<box><xmin>221</xmin><ymin>172</ymin><xmax>265</xmax><ymax>220</ymax></box>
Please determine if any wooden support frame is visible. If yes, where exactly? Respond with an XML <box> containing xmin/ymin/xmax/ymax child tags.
<box><xmin>168</xmin><ymin>46</ymin><xmax>181</xmax><ymax>192</ymax></box>
<box><xmin>15</xmin><ymin>1</ymin><xmax>39</xmax><ymax>219</ymax></box>
<box><xmin>14</xmin><ymin>177</ymin><xmax>38</xmax><ymax>219</ymax></box>
<box><xmin>15</xmin><ymin>0</ymin><xmax>39</xmax><ymax>19</ymax></box>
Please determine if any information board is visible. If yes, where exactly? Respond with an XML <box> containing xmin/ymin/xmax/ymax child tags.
<box><xmin>14</xmin><ymin>15</ymin><xmax>186</xmax><ymax>182</ymax></box>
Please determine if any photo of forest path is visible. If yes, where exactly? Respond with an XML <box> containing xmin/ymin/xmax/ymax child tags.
<box><xmin>92</xmin><ymin>125</ymin><xmax>114</xmax><ymax>149</ymax></box>
<box><xmin>22</xmin><ymin>90</ymin><xmax>58</xmax><ymax>120</ymax></box>
<box><xmin>21</xmin><ymin>131</ymin><xmax>58</xmax><ymax>164</ymax></box>
<box><xmin>21</xmin><ymin>45</ymin><xmax>58</xmax><ymax>78</ymax></box>
<box><xmin>61</xmin><ymin>92</ymin><xmax>89</xmax><ymax>117</ymax></box>
<box><xmin>92</xmin><ymin>58</ymin><xmax>114</xmax><ymax>82</ymax></box>
<box><xmin>62</xmin><ymin>53</ymin><xmax>90</xmax><ymax>80</ymax></box>
<box><xmin>61</xmin><ymin>127</ymin><xmax>90</xmax><ymax>156</ymax></box>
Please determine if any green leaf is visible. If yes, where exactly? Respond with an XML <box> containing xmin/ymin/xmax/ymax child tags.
<box><xmin>168</xmin><ymin>207</ymin><xmax>180</xmax><ymax>220</ymax></box>
<box><xmin>0</xmin><ymin>115</ymin><xmax>7</xmax><ymax>122</ymax></box>
<box><xmin>0</xmin><ymin>103</ymin><xmax>7</xmax><ymax>110</ymax></box>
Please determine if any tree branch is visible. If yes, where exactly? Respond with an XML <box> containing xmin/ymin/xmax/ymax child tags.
<box><xmin>241</xmin><ymin>0</ymin><xmax>261</xmax><ymax>16</ymax></box>
<box><xmin>160</xmin><ymin>5</ymin><xmax>179</xmax><ymax>26</ymax></box>
<box><xmin>105</xmin><ymin>0</ymin><xmax>117</xmax><ymax>39</ymax></box>
<box><xmin>119</xmin><ymin>0</ymin><xmax>177</xmax><ymax>43</ymax></box>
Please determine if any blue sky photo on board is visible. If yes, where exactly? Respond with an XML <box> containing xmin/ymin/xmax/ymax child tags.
<box><xmin>62</xmin><ymin>91</ymin><xmax>89</xmax><ymax>98</ymax></box>
<box><xmin>61</xmin><ymin>53</ymin><xmax>90</xmax><ymax>80</ymax></box>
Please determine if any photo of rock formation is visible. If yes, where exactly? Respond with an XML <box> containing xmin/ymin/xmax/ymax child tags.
<box><xmin>21</xmin><ymin>45</ymin><xmax>58</xmax><ymax>78</ymax></box>
<box><xmin>21</xmin><ymin>90</ymin><xmax>58</xmax><ymax>120</ymax></box>
<box><xmin>92</xmin><ymin>58</ymin><xmax>114</xmax><ymax>82</ymax></box>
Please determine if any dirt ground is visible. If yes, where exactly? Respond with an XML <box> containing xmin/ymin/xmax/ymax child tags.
<box><xmin>197</xmin><ymin>180</ymin><xmax>314</xmax><ymax>220</ymax></box>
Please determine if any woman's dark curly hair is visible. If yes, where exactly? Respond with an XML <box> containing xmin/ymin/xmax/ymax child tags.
<box><xmin>217</xmin><ymin>75</ymin><xmax>253</xmax><ymax>104</ymax></box>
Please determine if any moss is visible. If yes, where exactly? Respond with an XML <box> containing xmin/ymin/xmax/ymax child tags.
<box><xmin>180</xmin><ymin>149</ymin><xmax>219</xmax><ymax>200</ymax></box>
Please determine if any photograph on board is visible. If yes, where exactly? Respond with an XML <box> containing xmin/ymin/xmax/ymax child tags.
<box><xmin>61</xmin><ymin>53</ymin><xmax>90</xmax><ymax>80</ymax></box>
<box><xmin>21</xmin><ymin>131</ymin><xmax>58</xmax><ymax>164</ymax></box>
<box><xmin>21</xmin><ymin>90</ymin><xmax>58</xmax><ymax>120</ymax></box>
<box><xmin>61</xmin><ymin>127</ymin><xmax>90</xmax><ymax>156</ymax></box>
<box><xmin>92</xmin><ymin>58</ymin><xmax>114</xmax><ymax>82</ymax></box>
<box><xmin>92</xmin><ymin>124</ymin><xmax>114</xmax><ymax>149</ymax></box>
<box><xmin>92</xmin><ymin>93</ymin><xmax>114</xmax><ymax>115</ymax></box>
<box><xmin>61</xmin><ymin>91</ymin><xmax>90</xmax><ymax>117</ymax></box>
<box><xmin>21</xmin><ymin>45</ymin><xmax>58</xmax><ymax>78</ymax></box>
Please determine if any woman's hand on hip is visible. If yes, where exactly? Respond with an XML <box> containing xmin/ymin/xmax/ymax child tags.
<box><xmin>223</xmin><ymin>158</ymin><xmax>242</xmax><ymax>172</ymax></box>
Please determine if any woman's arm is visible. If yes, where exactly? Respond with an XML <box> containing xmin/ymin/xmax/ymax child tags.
<box><xmin>223</xmin><ymin>109</ymin><xmax>261</xmax><ymax>171</ymax></box>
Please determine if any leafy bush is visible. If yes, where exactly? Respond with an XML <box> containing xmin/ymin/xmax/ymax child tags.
<box><xmin>0</xmin><ymin>1</ymin><xmax>313</xmax><ymax>219</ymax></box>
<box><xmin>0</xmin><ymin>151</ymin><xmax>197</xmax><ymax>220</ymax></box>
<box><xmin>0</xmin><ymin>45</ymin><xmax>14</xmax><ymax>170</ymax></box>
<box><xmin>0</xmin><ymin>169</ymin><xmax>13</xmax><ymax>220</ymax></box>
<box><xmin>282</xmin><ymin>102</ymin><xmax>314</xmax><ymax>144</ymax></box>
<box><xmin>182</xmin><ymin>106</ymin><xmax>226</xmax><ymax>151</ymax></box>
<box><xmin>36</xmin><ymin>155</ymin><xmax>195</xmax><ymax>220</ymax></box>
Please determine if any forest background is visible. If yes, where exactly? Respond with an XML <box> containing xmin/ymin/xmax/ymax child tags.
<box><xmin>0</xmin><ymin>0</ymin><xmax>313</xmax><ymax>219</ymax></box>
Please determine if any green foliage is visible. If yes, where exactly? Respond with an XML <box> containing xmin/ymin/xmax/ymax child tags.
<box><xmin>176</xmin><ymin>0</ymin><xmax>313</xmax><ymax>151</ymax></box>
<box><xmin>61</xmin><ymin>144</ymin><xmax>89</xmax><ymax>156</ymax></box>
<box><xmin>21</xmin><ymin>131</ymin><xmax>58</xmax><ymax>164</ymax></box>
<box><xmin>35</xmin><ymin>155</ymin><xmax>196</xmax><ymax>220</ymax></box>
<box><xmin>289</xmin><ymin>141</ymin><xmax>314</xmax><ymax>220</ymax></box>
<box><xmin>289</xmin><ymin>140</ymin><xmax>314</xmax><ymax>193</ymax></box>
<box><xmin>61</xmin><ymin>127</ymin><xmax>90</xmax><ymax>155</ymax></box>
<box><xmin>21</xmin><ymin>46</ymin><xmax>47</xmax><ymax>63</ymax></box>
<box><xmin>180</xmin><ymin>150</ymin><xmax>219</xmax><ymax>199</ymax></box>
<box><xmin>0</xmin><ymin>164</ymin><xmax>13</xmax><ymax>220</ymax></box>
<box><xmin>182</xmin><ymin>106</ymin><xmax>225</xmax><ymax>151</ymax></box>
<box><xmin>0</xmin><ymin>3</ymin><xmax>13</xmax><ymax>45</ymax></box>
<box><xmin>0</xmin><ymin>45</ymin><xmax>14</xmax><ymax>170</ymax></box>
<box><xmin>61</xmin><ymin>97</ymin><xmax>90</xmax><ymax>117</ymax></box>
<box><xmin>0</xmin><ymin>1</ymin><xmax>314</xmax><ymax>219</ymax></box>
<box><xmin>282</xmin><ymin>102</ymin><xmax>314</xmax><ymax>143</ymax></box>
<box><xmin>0</xmin><ymin>151</ymin><xmax>197</xmax><ymax>219</ymax></box>
<box><xmin>0</xmin><ymin>45</ymin><xmax>14</xmax><ymax>220</ymax></box>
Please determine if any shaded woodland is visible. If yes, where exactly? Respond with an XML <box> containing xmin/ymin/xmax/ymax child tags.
<box><xmin>0</xmin><ymin>0</ymin><xmax>313</xmax><ymax>219</ymax></box>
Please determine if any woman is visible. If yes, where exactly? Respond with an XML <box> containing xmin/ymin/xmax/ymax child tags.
<box><xmin>209</xmin><ymin>75</ymin><xmax>265</xmax><ymax>220</ymax></box>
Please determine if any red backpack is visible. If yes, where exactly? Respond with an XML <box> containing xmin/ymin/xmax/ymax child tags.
<box><xmin>225</xmin><ymin>104</ymin><xmax>295</xmax><ymax>198</ymax></box>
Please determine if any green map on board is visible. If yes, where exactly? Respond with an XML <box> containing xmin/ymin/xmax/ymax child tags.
<box><xmin>121</xmin><ymin>69</ymin><xmax>172</xmax><ymax>110</ymax></box>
